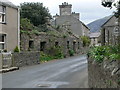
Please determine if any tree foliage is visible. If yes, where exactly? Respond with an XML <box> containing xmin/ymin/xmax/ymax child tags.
<box><xmin>80</xmin><ymin>36</ymin><xmax>90</xmax><ymax>47</ymax></box>
<box><xmin>20</xmin><ymin>2</ymin><xmax>51</xmax><ymax>26</ymax></box>
<box><xmin>20</xmin><ymin>18</ymin><xmax>34</xmax><ymax>31</ymax></box>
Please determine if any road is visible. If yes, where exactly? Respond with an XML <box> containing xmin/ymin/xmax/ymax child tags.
<box><xmin>2</xmin><ymin>55</ymin><xmax>88</xmax><ymax>88</ymax></box>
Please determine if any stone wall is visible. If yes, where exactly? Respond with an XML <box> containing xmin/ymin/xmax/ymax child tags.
<box><xmin>20</xmin><ymin>33</ymin><xmax>83</xmax><ymax>57</ymax></box>
<box><xmin>12</xmin><ymin>52</ymin><xmax>40</xmax><ymax>67</ymax></box>
<box><xmin>88</xmin><ymin>57</ymin><xmax>120</xmax><ymax>88</ymax></box>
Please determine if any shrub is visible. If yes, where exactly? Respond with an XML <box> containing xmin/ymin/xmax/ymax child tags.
<box><xmin>48</xmin><ymin>46</ymin><xmax>64</xmax><ymax>59</ymax></box>
<box><xmin>40</xmin><ymin>52</ymin><xmax>54</xmax><ymax>62</ymax></box>
<box><xmin>14</xmin><ymin>46</ymin><xmax>20</xmax><ymax>52</ymax></box>
<box><xmin>80</xmin><ymin>36</ymin><xmax>90</xmax><ymax>47</ymax></box>
<box><xmin>69</xmin><ymin>49</ymin><xmax>75</xmax><ymax>56</ymax></box>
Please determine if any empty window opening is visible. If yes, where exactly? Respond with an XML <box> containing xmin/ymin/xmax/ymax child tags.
<box><xmin>55</xmin><ymin>42</ymin><xmax>59</xmax><ymax>47</ymax></box>
<box><xmin>73</xmin><ymin>42</ymin><xmax>76</xmax><ymax>52</ymax></box>
<box><xmin>40</xmin><ymin>42</ymin><xmax>46</xmax><ymax>51</ymax></box>
<box><xmin>78</xmin><ymin>42</ymin><xmax>80</xmax><ymax>49</ymax></box>
<box><xmin>29</xmin><ymin>40</ymin><xmax>34</xmax><ymax>49</ymax></box>
<box><xmin>67</xmin><ymin>41</ymin><xmax>69</xmax><ymax>49</ymax></box>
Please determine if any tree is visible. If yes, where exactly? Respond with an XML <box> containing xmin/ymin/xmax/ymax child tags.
<box><xmin>20</xmin><ymin>2</ymin><xmax>51</xmax><ymax>26</ymax></box>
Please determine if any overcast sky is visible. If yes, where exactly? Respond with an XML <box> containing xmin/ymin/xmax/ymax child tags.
<box><xmin>9</xmin><ymin>0</ymin><xmax>115</xmax><ymax>24</ymax></box>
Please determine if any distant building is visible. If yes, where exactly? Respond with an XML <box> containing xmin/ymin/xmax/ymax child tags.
<box><xmin>89</xmin><ymin>32</ymin><xmax>101</xmax><ymax>46</ymax></box>
<box><xmin>101</xmin><ymin>15</ymin><xmax>119</xmax><ymax>45</ymax></box>
<box><xmin>52</xmin><ymin>2</ymin><xmax>90</xmax><ymax>37</ymax></box>
<box><xmin>0</xmin><ymin>0</ymin><xmax>20</xmax><ymax>52</ymax></box>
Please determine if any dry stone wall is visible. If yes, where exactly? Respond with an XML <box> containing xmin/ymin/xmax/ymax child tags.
<box><xmin>12</xmin><ymin>52</ymin><xmax>40</xmax><ymax>67</ymax></box>
<box><xmin>88</xmin><ymin>57</ymin><xmax>120</xmax><ymax>88</ymax></box>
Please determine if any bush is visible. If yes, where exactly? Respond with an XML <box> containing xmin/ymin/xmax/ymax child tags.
<box><xmin>40</xmin><ymin>52</ymin><xmax>54</xmax><ymax>62</ymax></box>
<box><xmin>14</xmin><ymin>46</ymin><xmax>20</xmax><ymax>52</ymax></box>
<box><xmin>69</xmin><ymin>49</ymin><xmax>75</xmax><ymax>56</ymax></box>
<box><xmin>48</xmin><ymin>46</ymin><xmax>64</xmax><ymax>59</ymax></box>
<box><xmin>80</xmin><ymin>36</ymin><xmax>90</xmax><ymax>47</ymax></box>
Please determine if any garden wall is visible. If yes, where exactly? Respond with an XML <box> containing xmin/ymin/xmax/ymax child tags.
<box><xmin>12</xmin><ymin>52</ymin><xmax>40</xmax><ymax>67</ymax></box>
<box><xmin>88</xmin><ymin>57</ymin><xmax>120</xmax><ymax>88</ymax></box>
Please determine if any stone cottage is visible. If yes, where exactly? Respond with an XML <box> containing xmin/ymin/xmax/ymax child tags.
<box><xmin>0</xmin><ymin>0</ymin><xmax>20</xmax><ymax>52</ymax></box>
<box><xmin>89</xmin><ymin>32</ymin><xmax>101</xmax><ymax>46</ymax></box>
<box><xmin>101</xmin><ymin>15</ymin><xmax>119</xmax><ymax>45</ymax></box>
<box><xmin>52</xmin><ymin>2</ymin><xmax>90</xmax><ymax>37</ymax></box>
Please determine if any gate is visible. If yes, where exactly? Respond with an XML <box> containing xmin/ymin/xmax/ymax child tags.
<box><xmin>1</xmin><ymin>52</ymin><xmax>12</xmax><ymax>69</ymax></box>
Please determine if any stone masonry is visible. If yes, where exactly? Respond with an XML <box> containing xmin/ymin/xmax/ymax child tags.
<box><xmin>12</xmin><ymin>52</ymin><xmax>40</xmax><ymax>67</ymax></box>
<box><xmin>88</xmin><ymin>57</ymin><xmax>120</xmax><ymax>88</ymax></box>
<box><xmin>20</xmin><ymin>33</ymin><xmax>83</xmax><ymax>57</ymax></box>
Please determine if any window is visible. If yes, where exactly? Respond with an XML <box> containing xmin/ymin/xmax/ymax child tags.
<box><xmin>0</xmin><ymin>34</ymin><xmax>5</xmax><ymax>49</ymax></box>
<box><xmin>108</xmin><ymin>30</ymin><xmax>109</xmax><ymax>44</ymax></box>
<box><xmin>0</xmin><ymin>6</ymin><xmax>6</xmax><ymax>23</ymax></box>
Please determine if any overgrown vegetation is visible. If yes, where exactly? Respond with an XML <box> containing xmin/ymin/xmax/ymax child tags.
<box><xmin>40</xmin><ymin>52</ymin><xmax>54</xmax><ymax>62</ymax></box>
<box><xmin>20</xmin><ymin>18</ymin><xmax>34</xmax><ymax>31</ymax></box>
<box><xmin>14</xmin><ymin>46</ymin><xmax>20</xmax><ymax>52</ymax></box>
<box><xmin>40</xmin><ymin>46</ymin><xmax>64</xmax><ymax>62</ymax></box>
<box><xmin>88</xmin><ymin>45</ymin><xmax>120</xmax><ymax>63</ymax></box>
<box><xmin>69</xmin><ymin>49</ymin><xmax>75</xmax><ymax>56</ymax></box>
<box><xmin>80</xmin><ymin>36</ymin><xmax>90</xmax><ymax>47</ymax></box>
<box><xmin>47</xmin><ymin>46</ymin><xmax>64</xmax><ymax>59</ymax></box>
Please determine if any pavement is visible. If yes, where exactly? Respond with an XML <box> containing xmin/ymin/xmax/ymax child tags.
<box><xmin>2</xmin><ymin>55</ymin><xmax>88</xmax><ymax>88</ymax></box>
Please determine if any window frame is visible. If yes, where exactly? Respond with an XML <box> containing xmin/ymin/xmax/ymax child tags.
<box><xmin>0</xmin><ymin>34</ymin><xmax>6</xmax><ymax>50</ymax></box>
<box><xmin>0</xmin><ymin>6</ymin><xmax>6</xmax><ymax>24</ymax></box>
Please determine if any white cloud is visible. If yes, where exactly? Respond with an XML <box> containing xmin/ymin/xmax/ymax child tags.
<box><xmin>9</xmin><ymin>0</ymin><xmax>115</xmax><ymax>24</ymax></box>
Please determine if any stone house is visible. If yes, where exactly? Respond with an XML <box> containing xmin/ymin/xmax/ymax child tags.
<box><xmin>89</xmin><ymin>32</ymin><xmax>101</xmax><ymax>46</ymax></box>
<box><xmin>0</xmin><ymin>0</ymin><xmax>20</xmax><ymax>52</ymax></box>
<box><xmin>101</xmin><ymin>15</ymin><xmax>119</xmax><ymax>45</ymax></box>
<box><xmin>52</xmin><ymin>2</ymin><xmax>90</xmax><ymax>37</ymax></box>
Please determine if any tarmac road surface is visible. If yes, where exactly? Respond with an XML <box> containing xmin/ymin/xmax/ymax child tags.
<box><xmin>2</xmin><ymin>55</ymin><xmax>88</xmax><ymax>88</ymax></box>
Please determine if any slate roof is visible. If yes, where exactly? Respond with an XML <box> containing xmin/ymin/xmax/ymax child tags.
<box><xmin>89</xmin><ymin>32</ymin><xmax>101</xmax><ymax>38</ymax></box>
<box><xmin>0</xmin><ymin>0</ymin><xmax>18</xmax><ymax>9</ymax></box>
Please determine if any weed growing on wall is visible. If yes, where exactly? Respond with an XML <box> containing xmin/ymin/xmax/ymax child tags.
<box><xmin>14</xmin><ymin>46</ymin><xmax>20</xmax><ymax>53</ymax></box>
<box><xmin>88</xmin><ymin>45</ymin><xmax>120</xmax><ymax>63</ymax></box>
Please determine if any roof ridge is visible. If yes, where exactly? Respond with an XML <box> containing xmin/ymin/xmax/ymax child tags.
<box><xmin>0</xmin><ymin>0</ymin><xmax>18</xmax><ymax>9</ymax></box>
